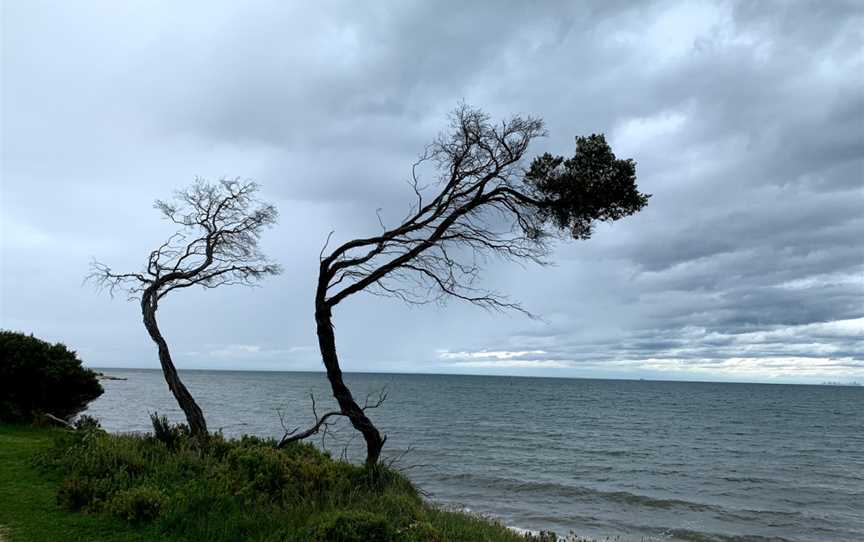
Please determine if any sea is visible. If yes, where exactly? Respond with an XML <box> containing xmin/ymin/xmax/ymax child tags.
<box><xmin>82</xmin><ymin>369</ymin><xmax>864</xmax><ymax>542</ymax></box>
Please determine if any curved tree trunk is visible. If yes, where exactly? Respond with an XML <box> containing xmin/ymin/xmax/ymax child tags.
<box><xmin>315</xmin><ymin>303</ymin><xmax>384</xmax><ymax>465</ymax></box>
<box><xmin>141</xmin><ymin>293</ymin><xmax>208</xmax><ymax>437</ymax></box>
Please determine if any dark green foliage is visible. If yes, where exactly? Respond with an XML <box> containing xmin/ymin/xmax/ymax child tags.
<box><xmin>310</xmin><ymin>510</ymin><xmax>394</xmax><ymax>542</ymax></box>
<box><xmin>107</xmin><ymin>487</ymin><xmax>165</xmax><ymax>523</ymax></box>
<box><xmin>400</xmin><ymin>521</ymin><xmax>444</xmax><ymax>542</ymax></box>
<box><xmin>0</xmin><ymin>330</ymin><xmax>103</xmax><ymax>422</ymax></box>
<box><xmin>149</xmin><ymin>413</ymin><xmax>188</xmax><ymax>451</ymax></box>
<box><xmin>75</xmin><ymin>414</ymin><xmax>103</xmax><ymax>431</ymax></box>
<box><xmin>58</xmin><ymin>476</ymin><xmax>108</xmax><ymax>512</ymax></box>
<box><xmin>525</xmin><ymin>134</ymin><xmax>650</xmax><ymax>240</ymax></box>
<box><xmin>32</xmin><ymin>420</ymin><xmax>541</xmax><ymax>542</ymax></box>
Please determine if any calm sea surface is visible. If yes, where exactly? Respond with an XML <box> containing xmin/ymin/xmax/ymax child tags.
<box><xmin>83</xmin><ymin>370</ymin><xmax>863</xmax><ymax>541</ymax></box>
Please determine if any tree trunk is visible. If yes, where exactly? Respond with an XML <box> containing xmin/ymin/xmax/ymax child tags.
<box><xmin>141</xmin><ymin>293</ymin><xmax>208</xmax><ymax>437</ymax></box>
<box><xmin>315</xmin><ymin>303</ymin><xmax>384</xmax><ymax>465</ymax></box>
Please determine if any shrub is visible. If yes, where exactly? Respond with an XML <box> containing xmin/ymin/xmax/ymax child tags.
<box><xmin>226</xmin><ymin>444</ymin><xmax>291</xmax><ymax>501</ymax></box>
<box><xmin>0</xmin><ymin>330</ymin><xmax>103</xmax><ymax>422</ymax></box>
<box><xmin>106</xmin><ymin>486</ymin><xmax>165</xmax><ymax>523</ymax></box>
<box><xmin>43</xmin><ymin>428</ymin><xmax>537</xmax><ymax>542</ymax></box>
<box><xmin>74</xmin><ymin>414</ymin><xmax>102</xmax><ymax>431</ymax></box>
<box><xmin>310</xmin><ymin>510</ymin><xmax>395</xmax><ymax>542</ymax></box>
<box><xmin>400</xmin><ymin>521</ymin><xmax>444</xmax><ymax>542</ymax></box>
<box><xmin>57</xmin><ymin>476</ymin><xmax>106</xmax><ymax>512</ymax></box>
<box><xmin>150</xmin><ymin>412</ymin><xmax>189</xmax><ymax>451</ymax></box>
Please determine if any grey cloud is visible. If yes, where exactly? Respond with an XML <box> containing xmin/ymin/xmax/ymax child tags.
<box><xmin>1</xmin><ymin>0</ymin><xmax>861</xmax><ymax>382</ymax></box>
<box><xmin>453</xmin><ymin>317</ymin><xmax>864</xmax><ymax>379</ymax></box>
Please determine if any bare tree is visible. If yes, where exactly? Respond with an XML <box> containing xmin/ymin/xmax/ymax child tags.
<box><xmin>313</xmin><ymin>105</ymin><xmax>650</xmax><ymax>464</ymax></box>
<box><xmin>90</xmin><ymin>179</ymin><xmax>281</xmax><ymax>436</ymax></box>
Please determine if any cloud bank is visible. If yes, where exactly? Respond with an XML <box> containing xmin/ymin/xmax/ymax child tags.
<box><xmin>2</xmin><ymin>0</ymin><xmax>861</xmax><ymax>382</ymax></box>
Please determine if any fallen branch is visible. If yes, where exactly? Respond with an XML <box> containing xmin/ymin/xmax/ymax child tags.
<box><xmin>43</xmin><ymin>413</ymin><xmax>75</xmax><ymax>429</ymax></box>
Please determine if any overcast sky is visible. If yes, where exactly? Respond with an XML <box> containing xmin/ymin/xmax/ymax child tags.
<box><xmin>2</xmin><ymin>1</ymin><xmax>862</xmax><ymax>383</ymax></box>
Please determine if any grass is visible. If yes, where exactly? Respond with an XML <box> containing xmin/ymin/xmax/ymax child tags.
<box><xmin>0</xmin><ymin>424</ymin><xmax>173</xmax><ymax>542</ymax></box>
<box><xmin>0</xmin><ymin>421</ymin><xmax>568</xmax><ymax>542</ymax></box>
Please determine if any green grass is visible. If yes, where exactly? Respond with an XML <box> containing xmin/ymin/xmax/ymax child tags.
<box><xmin>0</xmin><ymin>422</ymin><xmax>565</xmax><ymax>542</ymax></box>
<box><xmin>0</xmin><ymin>424</ymin><xmax>174</xmax><ymax>542</ymax></box>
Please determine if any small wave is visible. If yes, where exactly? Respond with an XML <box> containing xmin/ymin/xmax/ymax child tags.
<box><xmin>434</xmin><ymin>473</ymin><xmax>715</xmax><ymax>512</ymax></box>
<box><xmin>507</xmin><ymin>523</ymin><xmax>792</xmax><ymax>542</ymax></box>
<box><xmin>665</xmin><ymin>528</ymin><xmax>791</xmax><ymax>542</ymax></box>
<box><xmin>508</xmin><ymin>525</ymin><xmax>540</xmax><ymax>537</ymax></box>
<box><xmin>720</xmin><ymin>476</ymin><xmax>769</xmax><ymax>484</ymax></box>
<box><xmin>600</xmin><ymin>490</ymin><xmax>712</xmax><ymax>511</ymax></box>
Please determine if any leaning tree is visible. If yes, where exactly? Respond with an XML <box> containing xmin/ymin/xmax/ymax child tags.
<box><xmin>312</xmin><ymin>105</ymin><xmax>649</xmax><ymax>464</ymax></box>
<box><xmin>91</xmin><ymin>179</ymin><xmax>280</xmax><ymax>436</ymax></box>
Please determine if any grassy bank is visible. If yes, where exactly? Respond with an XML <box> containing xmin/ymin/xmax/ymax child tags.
<box><xmin>0</xmin><ymin>425</ymin><xmax>171</xmax><ymax>542</ymax></box>
<box><xmin>0</xmin><ymin>423</ymin><xmax>565</xmax><ymax>542</ymax></box>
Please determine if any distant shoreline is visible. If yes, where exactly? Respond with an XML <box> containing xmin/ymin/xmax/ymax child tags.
<box><xmin>94</xmin><ymin>371</ymin><xmax>128</xmax><ymax>381</ymax></box>
<box><xmin>87</xmin><ymin>366</ymin><xmax>864</xmax><ymax>387</ymax></box>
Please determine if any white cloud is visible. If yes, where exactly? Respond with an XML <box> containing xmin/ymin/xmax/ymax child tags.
<box><xmin>439</xmin><ymin>318</ymin><xmax>863</xmax><ymax>380</ymax></box>
<box><xmin>438</xmin><ymin>349</ymin><xmax>572</xmax><ymax>370</ymax></box>
<box><xmin>613</xmin><ymin>110</ymin><xmax>688</xmax><ymax>151</ymax></box>
<box><xmin>200</xmin><ymin>344</ymin><xmax>314</xmax><ymax>359</ymax></box>
<box><xmin>450</xmin><ymin>359</ymin><xmax>572</xmax><ymax>369</ymax></box>
<box><xmin>0</xmin><ymin>216</ymin><xmax>53</xmax><ymax>249</ymax></box>
<box><xmin>438</xmin><ymin>350</ymin><xmax>547</xmax><ymax>361</ymax></box>
<box><xmin>208</xmin><ymin>344</ymin><xmax>261</xmax><ymax>358</ymax></box>
<box><xmin>636</xmin><ymin>356</ymin><xmax>864</xmax><ymax>379</ymax></box>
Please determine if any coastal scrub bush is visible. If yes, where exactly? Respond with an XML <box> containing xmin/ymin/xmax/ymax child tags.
<box><xmin>74</xmin><ymin>414</ymin><xmax>102</xmax><ymax>431</ymax></box>
<box><xmin>149</xmin><ymin>412</ymin><xmax>188</xmax><ymax>450</ymax></box>
<box><xmin>0</xmin><ymin>330</ymin><xmax>103</xmax><ymax>422</ymax></box>
<box><xmin>40</xmin><ymin>419</ymin><xmax>551</xmax><ymax>542</ymax></box>
<box><xmin>310</xmin><ymin>510</ymin><xmax>394</xmax><ymax>542</ymax></box>
<box><xmin>400</xmin><ymin>521</ymin><xmax>444</xmax><ymax>542</ymax></box>
<box><xmin>106</xmin><ymin>486</ymin><xmax>165</xmax><ymax>523</ymax></box>
<box><xmin>57</xmin><ymin>475</ymin><xmax>109</xmax><ymax>512</ymax></box>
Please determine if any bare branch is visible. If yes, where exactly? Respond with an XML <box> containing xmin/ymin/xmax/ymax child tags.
<box><xmin>318</xmin><ymin>106</ymin><xmax>548</xmax><ymax>312</ymax></box>
<box><xmin>319</xmin><ymin>230</ymin><xmax>335</xmax><ymax>261</ymax></box>
<box><xmin>277</xmin><ymin>393</ymin><xmax>343</xmax><ymax>447</ymax></box>
<box><xmin>91</xmin><ymin>179</ymin><xmax>281</xmax><ymax>303</ymax></box>
<box><xmin>276</xmin><ymin>389</ymin><xmax>389</xmax><ymax>448</ymax></box>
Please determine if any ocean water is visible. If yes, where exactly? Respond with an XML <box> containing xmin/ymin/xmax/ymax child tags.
<box><xmin>83</xmin><ymin>370</ymin><xmax>864</xmax><ymax>541</ymax></box>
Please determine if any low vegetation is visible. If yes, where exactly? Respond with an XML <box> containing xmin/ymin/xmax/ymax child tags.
<box><xmin>0</xmin><ymin>424</ymin><xmax>169</xmax><ymax>542</ymax></box>
<box><xmin>0</xmin><ymin>419</ymin><xmax>576</xmax><ymax>542</ymax></box>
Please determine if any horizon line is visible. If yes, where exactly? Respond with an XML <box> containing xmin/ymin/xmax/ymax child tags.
<box><xmin>87</xmin><ymin>366</ymin><xmax>863</xmax><ymax>387</ymax></box>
